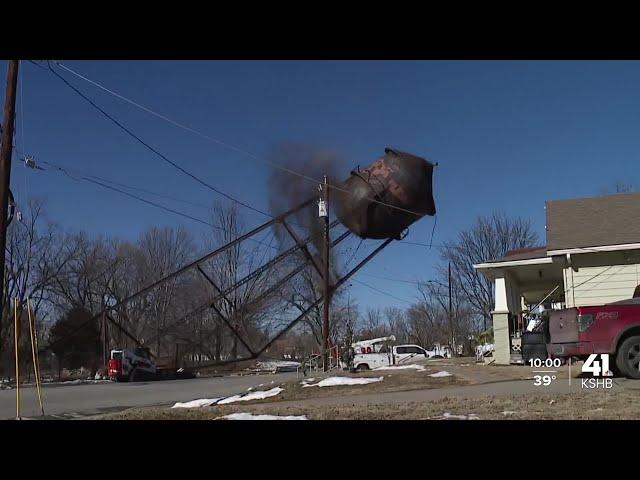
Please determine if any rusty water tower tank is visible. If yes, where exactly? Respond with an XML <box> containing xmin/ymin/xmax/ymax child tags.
<box><xmin>335</xmin><ymin>148</ymin><xmax>436</xmax><ymax>240</ymax></box>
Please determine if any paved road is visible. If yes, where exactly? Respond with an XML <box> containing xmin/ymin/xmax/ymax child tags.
<box><xmin>0</xmin><ymin>373</ymin><xmax>297</xmax><ymax>419</ymax></box>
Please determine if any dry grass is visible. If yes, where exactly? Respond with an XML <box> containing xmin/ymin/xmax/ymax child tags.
<box><xmin>422</xmin><ymin>357</ymin><xmax>580</xmax><ymax>384</ymax></box>
<box><xmin>253</xmin><ymin>367</ymin><xmax>467</xmax><ymax>403</ymax></box>
<box><xmin>96</xmin><ymin>389</ymin><xmax>640</xmax><ymax>420</ymax></box>
<box><xmin>90</xmin><ymin>358</ymin><xmax>637</xmax><ymax>420</ymax></box>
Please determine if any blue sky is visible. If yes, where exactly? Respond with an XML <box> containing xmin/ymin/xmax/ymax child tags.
<box><xmin>5</xmin><ymin>60</ymin><xmax>640</xmax><ymax>311</ymax></box>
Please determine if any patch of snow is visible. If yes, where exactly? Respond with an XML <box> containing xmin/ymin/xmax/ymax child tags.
<box><xmin>501</xmin><ymin>411</ymin><xmax>518</xmax><ymax>416</ymax></box>
<box><xmin>62</xmin><ymin>379</ymin><xmax>83</xmax><ymax>384</ymax></box>
<box><xmin>256</xmin><ymin>360</ymin><xmax>301</xmax><ymax>372</ymax></box>
<box><xmin>217</xmin><ymin>387</ymin><xmax>283</xmax><ymax>404</ymax></box>
<box><xmin>303</xmin><ymin>376</ymin><xmax>383</xmax><ymax>388</ymax></box>
<box><xmin>220</xmin><ymin>412</ymin><xmax>307</xmax><ymax>420</ymax></box>
<box><xmin>172</xmin><ymin>398</ymin><xmax>223</xmax><ymax>409</ymax></box>
<box><xmin>435</xmin><ymin>412</ymin><xmax>479</xmax><ymax>420</ymax></box>
<box><xmin>374</xmin><ymin>364</ymin><xmax>425</xmax><ymax>371</ymax></box>
<box><xmin>429</xmin><ymin>371</ymin><xmax>453</xmax><ymax>378</ymax></box>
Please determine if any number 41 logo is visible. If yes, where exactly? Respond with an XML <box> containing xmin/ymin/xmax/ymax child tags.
<box><xmin>582</xmin><ymin>354</ymin><xmax>613</xmax><ymax>377</ymax></box>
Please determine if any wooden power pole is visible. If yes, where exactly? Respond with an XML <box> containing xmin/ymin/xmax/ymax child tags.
<box><xmin>321</xmin><ymin>175</ymin><xmax>330</xmax><ymax>371</ymax></box>
<box><xmin>0</xmin><ymin>60</ymin><xmax>20</xmax><ymax>358</ymax></box>
<box><xmin>448</xmin><ymin>261</ymin><xmax>454</xmax><ymax>356</ymax></box>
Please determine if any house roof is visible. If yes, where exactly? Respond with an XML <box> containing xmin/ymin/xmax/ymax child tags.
<box><xmin>546</xmin><ymin>191</ymin><xmax>640</xmax><ymax>252</ymax></box>
<box><xmin>475</xmin><ymin>246</ymin><xmax>551</xmax><ymax>269</ymax></box>
<box><xmin>499</xmin><ymin>246</ymin><xmax>548</xmax><ymax>262</ymax></box>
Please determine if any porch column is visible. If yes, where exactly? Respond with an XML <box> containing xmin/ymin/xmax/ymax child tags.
<box><xmin>492</xmin><ymin>275</ymin><xmax>511</xmax><ymax>365</ymax></box>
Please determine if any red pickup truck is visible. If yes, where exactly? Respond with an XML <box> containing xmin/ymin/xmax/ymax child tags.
<box><xmin>547</xmin><ymin>298</ymin><xmax>640</xmax><ymax>378</ymax></box>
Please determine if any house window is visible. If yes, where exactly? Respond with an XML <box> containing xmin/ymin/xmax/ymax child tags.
<box><xmin>405</xmin><ymin>346</ymin><xmax>424</xmax><ymax>354</ymax></box>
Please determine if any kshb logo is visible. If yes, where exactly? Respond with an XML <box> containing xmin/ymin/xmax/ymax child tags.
<box><xmin>581</xmin><ymin>353</ymin><xmax>613</xmax><ymax>389</ymax></box>
<box><xmin>582</xmin><ymin>354</ymin><xmax>613</xmax><ymax>377</ymax></box>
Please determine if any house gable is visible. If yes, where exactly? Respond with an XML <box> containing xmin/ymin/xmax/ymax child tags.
<box><xmin>546</xmin><ymin>191</ymin><xmax>640</xmax><ymax>252</ymax></box>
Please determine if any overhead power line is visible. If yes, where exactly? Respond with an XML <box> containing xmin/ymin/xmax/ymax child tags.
<box><xmin>49</xmin><ymin>60</ymin><xmax>438</xmax><ymax>220</ymax></box>
<box><xmin>15</xmin><ymin>152</ymin><xmax>212</xmax><ymax>212</ymax></box>
<box><xmin>352</xmin><ymin>279</ymin><xmax>415</xmax><ymax>305</ymax></box>
<box><xmin>20</xmin><ymin>154</ymin><xmax>279</xmax><ymax>251</ymax></box>
<box><xmin>41</xmin><ymin>61</ymin><xmax>276</xmax><ymax>222</ymax></box>
<box><xmin>359</xmin><ymin>272</ymin><xmax>421</xmax><ymax>285</ymax></box>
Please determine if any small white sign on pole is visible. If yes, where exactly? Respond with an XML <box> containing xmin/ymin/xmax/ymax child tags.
<box><xmin>318</xmin><ymin>200</ymin><xmax>327</xmax><ymax>217</ymax></box>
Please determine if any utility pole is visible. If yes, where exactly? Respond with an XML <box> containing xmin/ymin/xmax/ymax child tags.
<box><xmin>0</xmin><ymin>61</ymin><xmax>20</xmax><ymax>360</ymax></box>
<box><xmin>320</xmin><ymin>175</ymin><xmax>330</xmax><ymax>371</ymax></box>
<box><xmin>448</xmin><ymin>262</ymin><xmax>454</xmax><ymax>356</ymax></box>
<box><xmin>102</xmin><ymin>310</ymin><xmax>108</xmax><ymax>371</ymax></box>
<box><xmin>346</xmin><ymin>293</ymin><xmax>353</xmax><ymax>370</ymax></box>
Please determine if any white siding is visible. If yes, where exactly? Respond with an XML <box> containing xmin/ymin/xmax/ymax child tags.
<box><xmin>564</xmin><ymin>263</ymin><xmax>640</xmax><ymax>307</ymax></box>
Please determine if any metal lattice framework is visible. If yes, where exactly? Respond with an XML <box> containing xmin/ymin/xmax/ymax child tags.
<box><xmin>40</xmin><ymin>197</ymin><xmax>395</xmax><ymax>368</ymax></box>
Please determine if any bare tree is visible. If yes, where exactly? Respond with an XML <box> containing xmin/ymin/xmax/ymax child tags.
<box><xmin>100</xmin><ymin>230</ymin><xmax>197</xmax><ymax>359</ymax></box>
<box><xmin>1</xmin><ymin>199</ymin><xmax>72</xmax><ymax>373</ymax></box>
<box><xmin>615</xmin><ymin>181</ymin><xmax>634</xmax><ymax>193</ymax></box>
<box><xmin>598</xmin><ymin>181</ymin><xmax>635</xmax><ymax>196</ymax></box>
<box><xmin>413</xmin><ymin>276</ymin><xmax>479</xmax><ymax>351</ymax></box>
<box><xmin>384</xmin><ymin>306</ymin><xmax>409</xmax><ymax>343</ymax></box>
<box><xmin>360</xmin><ymin>308</ymin><xmax>387</xmax><ymax>338</ymax></box>
<box><xmin>199</xmin><ymin>202</ymin><xmax>283</xmax><ymax>361</ymax></box>
<box><xmin>137</xmin><ymin>227</ymin><xmax>195</xmax><ymax>357</ymax></box>
<box><xmin>440</xmin><ymin>212</ymin><xmax>539</xmax><ymax>331</ymax></box>
<box><xmin>47</xmin><ymin>233</ymin><xmax>115</xmax><ymax>313</ymax></box>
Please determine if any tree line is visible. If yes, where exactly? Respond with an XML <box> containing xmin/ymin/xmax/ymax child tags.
<box><xmin>0</xmin><ymin>196</ymin><xmax>538</xmax><ymax>378</ymax></box>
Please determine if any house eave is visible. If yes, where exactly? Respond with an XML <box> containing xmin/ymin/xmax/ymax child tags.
<box><xmin>473</xmin><ymin>256</ymin><xmax>554</xmax><ymax>270</ymax></box>
<box><xmin>547</xmin><ymin>243</ymin><xmax>640</xmax><ymax>256</ymax></box>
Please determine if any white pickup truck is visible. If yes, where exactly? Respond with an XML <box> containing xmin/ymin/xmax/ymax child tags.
<box><xmin>351</xmin><ymin>336</ymin><xmax>451</xmax><ymax>371</ymax></box>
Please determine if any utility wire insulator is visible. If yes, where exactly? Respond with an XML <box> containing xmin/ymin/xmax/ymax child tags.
<box><xmin>23</xmin><ymin>156</ymin><xmax>43</xmax><ymax>170</ymax></box>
